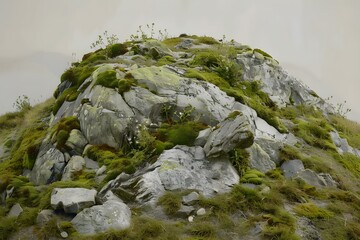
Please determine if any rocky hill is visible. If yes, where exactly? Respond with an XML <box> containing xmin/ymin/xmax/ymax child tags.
<box><xmin>0</xmin><ymin>33</ymin><xmax>360</xmax><ymax>240</ymax></box>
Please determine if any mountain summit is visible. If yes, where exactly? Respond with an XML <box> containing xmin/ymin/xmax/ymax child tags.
<box><xmin>0</xmin><ymin>33</ymin><xmax>359</xmax><ymax>239</ymax></box>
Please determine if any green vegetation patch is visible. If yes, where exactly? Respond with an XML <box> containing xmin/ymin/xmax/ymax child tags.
<box><xmin>330</xmin><ymin>115</ymin><xmax>360</xmax><ymax>149</ymax></box>
<box><xmin>157</xmin><ymin>191</ymin><xmax>182</xmax><ymax>216</ymax></box>
<box><xmin>156</xmin><ymin>55</ymin><xmax>176</xmax><ymax>66</ymax></box>
<box><xmin>155</xmin><ymin>121</ymin><xmax>207</xmax><ymax>146</ymax></box>
<box><xmin>240</xmin><ymin>169</ymin><xmax>265</xmax><ymax>185</ymax></box>
<box><xmin>333</xmin><ymin>153</ymin><xmax>360</xmax><ymax>177</ymax></box>
<box><xmin>294</xmin><ymin>203</ymin><xmax>334</xmax><ymax>219</ymax></box>
<box><xmin>51</xmin><ymin>116</ymin><xmax>80</xmax><ymax>150</ymax></box>
<box><xmin>106</xmin><ymin>43</ymin><xmax>128</xmax><ymax>58</ymax></box>
<box><xmin>294</xmin><ymin>118</ymin><xmax>336</xmax><ymax>151</ymax></box>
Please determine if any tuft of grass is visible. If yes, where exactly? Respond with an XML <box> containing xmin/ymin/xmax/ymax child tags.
<box><xmin>188</xmin><ymin>222</ymin><xmax>216</xmax><ymax>238</ymax></box>
<box><xmin>294</xmin><ymin>119</ymin><xmax>336</xmax><ymax>151</ymax></box>
<box><xmin>0</xmin><ymin>217</ymin><xmax>18</xmax><ymax>240</ymax></box>
<box><xmin>330</xmin><ymin>114</ymin><xmax>360</xmax><ymax>149</ymax></box>
<box><xmin>253</xmin><ymin>48</ymin><xmax>273</xmax><ymax>59</ymax></box>
<box><xmin>333</xmin><ymin>153</ymin><xmax>360</xmax><ymax>177</ymax></box>
<box><xmin>279</xmin><ymin>144</ymin><xmax>303</xmax><ymax>163</ymax></box>
<box><xmin>294</xmin><ymin>203</ymin><xmax>334</xmax><ymax>219</ymax></box>
<box><xmin>192</xmin><ymin>35</ymin><xmax>219</xmax><ymax>45</ymax></box>
<box><xmin>157</xmin><ymin>191</ymin><xmax>182</xmax><ymax>216</ymax></box>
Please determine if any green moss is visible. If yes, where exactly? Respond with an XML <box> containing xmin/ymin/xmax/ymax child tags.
<box><xmin>157</xmin><ymin>191</ymin><xmax>182</xmax><ymax>216</ymax></box>
<box><xmin>241</xmin><ymin>169</ymin><xmax>265</xmax><ymax>185</ymax></box>
<box><xmin>294</xmin><ymin>203</ymin><xmax>334</xmax><ymax>219</ymax></box>
<box><xmin>118</xmin><ymin>78</ymin><xmax>136</xmax><ymax>94</ymax></box>
<box><xmin>106</xmin><ymin>43</ymin><xmax>128</xmax><ymax>58</ymax></box>
<box><xmin>94</xmin><ymin>69</ymin><xmax>118</xmax><ymax>88</ymax></box>
<box><xmin>253</xmin><ymin>48</ymin><xmax>273</xmax><ymax>59</ymax></box>
<box><xmin>157</xmin><ymin>55</ymin><xmax>176</xmax><ymax>66</ymax></box>
<box><xmin>226</xmin><ymin>110</ymin><xmax>241</xmax><ymax>120</ymax></box>
<box><xmin>184</xmin><ymin>69</ymin><xmax>230</xmax><ymax>88</ymax></box>
<box><xmin>192</xmin><ymin>36</ymin><xmax>219</xmax><ymax>45</ymax></box>
<box><xmin>51</xmin><ymin>116</ymin><xmax>80</xmax><ymax>150</ymax></box>
<box><xmin>162</xmin><ymin>37</ymin><xmax>183</xmax><ymax>49</ymax></box>
<box><xmin>56</xmin><ymin>130</ymin><xmax>69</xmax><ymax>149</ymax></box>
<box><xmin>156</xmin><ymin>121</ymin><xmax>206</xmax><ymax>146</ymax></box>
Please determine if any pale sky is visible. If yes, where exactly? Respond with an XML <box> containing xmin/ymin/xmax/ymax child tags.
<box><xmin>0</xmin><ymin>0</ymin><xmax>359</xmax><ymax>121</ymax></box>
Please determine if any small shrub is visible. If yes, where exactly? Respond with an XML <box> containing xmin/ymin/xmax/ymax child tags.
<box><xmin>294</xmin><ymin>203</ymin><xmax>334</xmax><ymax>219</ymax></box>
<box><xmin>157</xmin><ymin>191</ymin><xmax>182</xmax><ymax>216</ymax></box>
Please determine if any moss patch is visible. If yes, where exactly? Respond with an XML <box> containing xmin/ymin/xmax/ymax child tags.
<box><xmin>294</xmin><ymin>203</ymin><xmax>334</xmax><ymax>219</ymax></box>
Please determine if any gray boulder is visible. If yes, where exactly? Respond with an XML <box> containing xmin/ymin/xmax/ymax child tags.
<box><xmin>30</xmin><ymin>146</ymin><xmax>65</xmax><ymax>185</ymax></box>
<box><xmin>61</xmin><ymin>156</ymin><xmax>86</xmax><ymax>181</ymax></box>
<box><xmin>182</xmin><ymin>192</ymin><xmax>200</xmax><ymax>205</ymax></box>
<box><xmin>204</xmin><ymin>112</ymin><xmax>254</xmax><ymax>158</ymax></box>
<box><xmin>296</xmin><ymin>169</ymin><xmax>328</xmax><ymax>188</ymax></box>
<box><xmin>247</xmin><ymin>143</ymin><xmax>276</xmax><ymax>173</ymax></box>
<box><xmin>104</xmin><ymin>146</ymin><xmax>239</xmax><ymax>205</ymax></box>
<box><xmin>36</xmin><ymin>209</ymin><xmax>54</xmax><ymax>226</ymax></box>
<box><xmin>84</xmin><ymin>157</ymin><xmax>99</xmax><ymax>170</ymax></box>
<box><xmin>71</xmin><ymin>200</ymin><xmax>131</xmax><ymax>235</ymax></box>
<box><xmin>79</xmin><ymin>104</ymin><xmax>133</xmax><ymax>149</ymax></box>
<box><xmin>65</xmin><ymin>129</ymin><xmax>88</xmax><ymax>155</ymax></box>
<box><xmin>194</xmin><ymin>128</ymin><xmax>212</xmax><ymax>147</ymax></box>
<box><xmin>330</xmin><ymin>131</ymin><xmax>360</xmax><ymax>156</ymax></box>
<box><xmin>281</xmin><ymin>160</ymin><xmax>305</xmax><ymax>179</ymax></box>
<box><xmin>51</xmin><ymin>188</ymin><xmax>97</xmax><ymax>214</ymax></box>
<box><xmin>8</xmin><ymin>203</ymin><xmax>23</xmax><ymax>217</ymax></box>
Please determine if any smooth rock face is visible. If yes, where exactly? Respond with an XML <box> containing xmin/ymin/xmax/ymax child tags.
<box><xmin>123</xmin><ymin>86</ymin><xmax>168</xmax><ymax>120</ymax></box>
<box><xmin>61</xmin><ymin>156</ymin><xmax>86</xmax><ymax>181</ymax></box>
<box><xmin>84</xmin><ymin>157</ymin><xmax>99</xmax><ymax>170</ymax></box>
<box><xmin>79</xmin><ymin>104</ymin><xmax>133</xmax><ymax>149</ymax></box>
<box><xmin>51</xmin><ymin>188</ymin><xmax>97</xmax><ymax>214</ymax></box>
<box><xmin>281</xmin><ymin>160</ymin><xmax>305</xmax><ymax>179</ymax></box>
<box><xmin>8</xmin><ymin>203</ymin><xmax>23</xmax><ymax>217</ymax></box>
<box><xmin>30</xmin><ymin>147</ymin><xmax>65</xmax><ymax>185</ymax></box>
<box><xmin>204</xmin><ymin>113</ymin><xmax>254</xmax><ymax>157</ymax></box>
<box><xmin>247</xmin><ymin>143</ymin><xmax>276</xmax><ymax>173</ymax></box>
<box><xmin>65</xmin><ymin>129</ymin><xmax>88</xmax><ymax>155</ymax></box>
<box><xmin>71</xmin><ymin>200</ymin><xmax>131</xmax><ymax>235</ymax></box>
